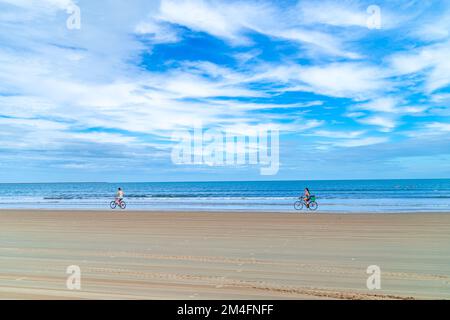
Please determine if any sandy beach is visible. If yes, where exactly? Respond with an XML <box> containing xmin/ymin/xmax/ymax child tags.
<box><xmin>0</xmin><ymin>210</ymin><xmax>449</xmax><ymax>300</ymax></box>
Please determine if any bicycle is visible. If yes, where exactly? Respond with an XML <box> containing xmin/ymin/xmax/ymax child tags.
<box><xmin>110</xmin><ymin>199</ymin><xmax>126</xmax><ymax>210</ymax></box>
<box><xmin>294</xmin><ymin>196</ymin><xmax>318</xmax><ymax>211</ymax></box>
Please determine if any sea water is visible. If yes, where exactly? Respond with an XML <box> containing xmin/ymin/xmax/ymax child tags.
<box><xmin>0</xmin><ymin>179</ymin><xmax>449</xmax><ymax>212</ymax></box>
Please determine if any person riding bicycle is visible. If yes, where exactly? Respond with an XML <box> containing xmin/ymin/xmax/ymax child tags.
<box><xmin>116</xmin><ymin>187</ymin><xmax>124</xmax><ymax>204</ymax></box>
<box><xmin>294</xmin><ymin>187</ymin><xmax>318</xmax><ymax>211</ymax></box>
<box><xmin>303</xmin><ymin>187</ymin><xmax>311</xmax><ymax>207</ymax></box>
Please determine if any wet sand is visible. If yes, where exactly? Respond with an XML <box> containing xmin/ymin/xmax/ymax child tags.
<box><xmin>0</xmin><ymin>210</ymin><xmax>449</xmax><ymax>299</ymax></box>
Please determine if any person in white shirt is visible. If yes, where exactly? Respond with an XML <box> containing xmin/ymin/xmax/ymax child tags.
<box><xmin>116</xmin><ymin>187</ymin><xmax>124</xmax><ymax>204</ymax></box>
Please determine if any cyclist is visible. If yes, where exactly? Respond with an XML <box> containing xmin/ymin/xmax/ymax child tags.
<box><xmin>116</xmin><ymin>187</ymin><xmax>124</xmax><ymax>204</ymax></box>
<box><xmin>303</xmin><ymin>188</ymin><xmax>311</xmax><ymax>208</ymax></box>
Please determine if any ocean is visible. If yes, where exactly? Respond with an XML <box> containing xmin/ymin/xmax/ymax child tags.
<box><xmin>0</xmin><ymin>179</ymin><xmax>449</xmax><ymax>212</ymax></box>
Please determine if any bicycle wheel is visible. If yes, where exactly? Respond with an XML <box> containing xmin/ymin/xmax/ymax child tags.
<box><xmin>294</xmin><ymin>201</ymin><xmax>303</xmax><ymax>210</ymax></box>
<box><xmin>309</xmin><ymin>201</ymin><xmax>318</xmax><ymax>211</ymax></box>
<box><xmin>110</xmin><ymin>201</ymin><xmax>117</xmax><ymax>209</ymax></box>
<box><xmin>120</xmin><ymin>201</ymin><xmax>126</xmax><ymax>209</ymax></box>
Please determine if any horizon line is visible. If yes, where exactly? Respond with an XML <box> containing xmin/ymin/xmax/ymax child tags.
<box><xmin>0</xmin><ymin>178</ymin><xmax>449</xmax><ymax>184</ymax></box>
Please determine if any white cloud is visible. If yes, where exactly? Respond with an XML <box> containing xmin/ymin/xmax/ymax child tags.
<box><xmin>411</xmin><ymin>6</ymin><xmax>450</xmax><ymax>41</ymax></box>
<box><xmin>274</xmin><ymin>28</ymin><xmax>361</xmax><ymax>59</ymax></box>
<box><xmin>297</xmin><ymin>1</ymin><xmax>368</xmax><ymax>28</ymax></box>
<box><xmin>297</xmin><ymin>0</ymin><xmax>420</xmax><ymax>31</ymax></box>
<box><xmin>234</xmin><ymin>61</ymin><xmax>389</xmax><ymax>99</ymax></box>
<box><xmin>309</xmin><ymin>130</ymin><xmax>366</xmax><ymax>139</ymax></box>
<box><xmin>431</xmin><ymin>93</ymin><xmax>450</xmax><ymax>103</ymax></box>
<box><xmin>352</xmin><ymin>97</ymin><xmax>428</xmax><ymax>115</ymax></box>
<box><xmin>158</xmin><ymin>0</ymin><xmax>257</xmax><ymax>44</ymax></box>
<box><xmin>404</xmin><ymin>121</ymin><xmax>450</xmax><ymax>139</ymax></box>
<box><xmin>389</xmin><ymin>41</ymin><xmax>450</xmax><ymax>93</ymax></box>
<box><xmin>334</xmin><ymin>137</ymin><xmax>388</xmax><ymax>147</ymax></box>
<box><xmin>0</xmin><ymin>117</ymin><xmax>68</xmax><ymax>131</ymax></box>
<box><xmin>135</xmin><ymin>20</ymin><xmax>180</xmax><ymax>44</ymax></box>
<box><xmin>69</xmin><ymin>132</ymin><xmax>138</xmax><ymax>144</ymax></box>
<box><xmin>425</xmin><ymin>122</ymin><xmax>450</xmax><ymax>132</ymax></box>
<box><xmin>415</xmin><ymin>21</ymin><xmax>450</xmax><ymax>41</ymax></box>
<box><xmin>292</xmin><ymin>63</ymin><xmax>387</xmax><ymax>98</ymax></box>
<box><xmin>315</xmin><ymin>135</ymin><xmax>389</xmax><ymax>149</ymax></box>
<box><xmin>357</xmin><ymin>115</ymin><xmax>397</xmax><ymax>132</ymax></box>
<box><xmin>356</xmin><ymin>97</ymin><xmax>397</xmax><ymax>113</ymax></box>
<box><xmin>156</xmin><ymin>0</ymin><xmax>360</xmax><ymax>58</ymax></box>
<box><xmin>0</xmin><ymin>0</ymin><xmax>75</xmax><ymax>10</ymax></box>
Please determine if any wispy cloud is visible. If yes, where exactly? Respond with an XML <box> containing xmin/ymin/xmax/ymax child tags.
<box><xmin>156</xmin><ymin>0</ymin><xmax>361</xmax><ymax>58</ymax></box>
<box><xmin>357</xmin><ymin>115</ymin><xmax>397</xmax><ymax>132</ymax></box>
<box><xmin>389</xmin><ymin>41</ymin><xmax>450</xmax><ymax>93</ymax></box>
<box><xmin>333</xmin><ymin>136</ymin><xmax>388</xmax><ymax>148</ymax></box>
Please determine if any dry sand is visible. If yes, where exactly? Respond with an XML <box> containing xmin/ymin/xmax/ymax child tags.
<box><xmin>0</xmin><ymin>210</ymin><xmax>449</xmax><ymax>299</ymax></box>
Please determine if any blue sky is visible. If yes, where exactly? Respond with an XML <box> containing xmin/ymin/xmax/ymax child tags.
<box><xmin>0</xmin><ymin>0</ymin><xmax>449</xmax><ymax>182</ymax></box>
